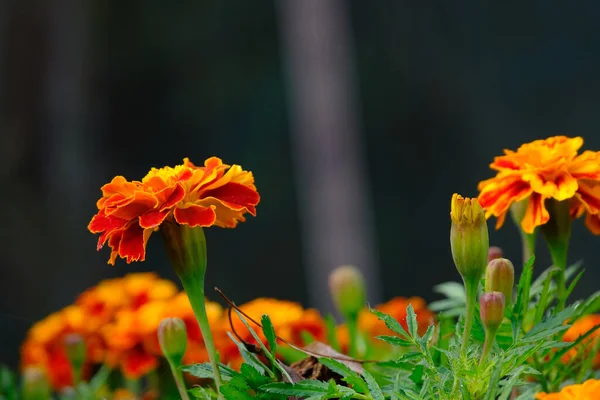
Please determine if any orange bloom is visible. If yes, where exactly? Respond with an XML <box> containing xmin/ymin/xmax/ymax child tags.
<box><xmin>88</xmin><ymin>157</ymin><xmax>260</xmax><ymax>265</ymax></box>
<box><xmin>337</xmin><ymin>297</ymin><xmax>435</xmax><ymax>353</ymax></box>
<box><xmin>536</xmin><ymin>379</ymin><xmax>600</xmax><ymax>399</ymax></box>
<box><xmin>561</xmin><ymin>314</ymin><xmax>600</xmax><ymax>368</ymax></box>
<box><xmin>221</xmin><ymin>298</ymin><xmax>326</xmax><ymax>368</ymax></box>
<box><xmin>478</xmin><ymin>136</ymin><xmax>600</xmax><ymax>234</ymax></box>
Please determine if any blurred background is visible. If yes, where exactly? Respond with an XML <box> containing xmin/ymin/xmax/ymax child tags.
<box><xmin>2</xmin><ymin>1</ymin><xmax>600</xmax><ymax>368</ymax></box>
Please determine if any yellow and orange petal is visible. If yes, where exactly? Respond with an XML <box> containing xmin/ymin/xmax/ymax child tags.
<box><xmin>477</xmin><ymin>136</ymin><xmax>600</xmax><ymax>234</ymax></box>
<box><xmin>536</xmin><ymin>379</ymin><xmax>600</xmax><ymax>399</ymax></box>
<box><xmin>561</xmin><ymin>314</ymin><xmax>600</xmax><ymax>368</ymax></box>
<box><xmin>88</xmin><ymin>157</ymin><xmax>260</xmax><ymax>265</ymax></box>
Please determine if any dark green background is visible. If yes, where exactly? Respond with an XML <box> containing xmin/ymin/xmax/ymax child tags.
<box><xmin>2</xmin><ymin>1</ymin><xmax>600</xmax><ymax>368</ymax></box>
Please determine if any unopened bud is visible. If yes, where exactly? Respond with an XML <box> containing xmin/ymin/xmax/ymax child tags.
<box><xmin>485</xmin><ymin>258</ymin><xmax>514</xmax><ymax>305</ymax></box>
<box><xmin>488</xmin><ymin>246</ymin><xmax>503</xmax><ymax>263</ymax></box>
<box><xmin>158</xmin><ymin>317</ymin><xmax>187</xmax><ymax>366</ymax></box>
<box><xmin>450</xmin><ymin>194</ymin><xmax>489</xmax><ymax>284</ymax></box>
<box><xmin>480</xmin><ymin>292</ymin><xmax>505</xmax><ymax>333</ymax></box>
<box><xmin>22</xmin><ymin>366</ymin><xmax>50</xmax><ymax>400</ymax></box>
<box><xmin>329</xmin><ymin>265</ymin><xmax>366</xmax><ymax>320</ymax></box>
<box><xmin>64</xmin><ymin>333</ymin><xmax>86</xmax><ymax>372</ymax></box>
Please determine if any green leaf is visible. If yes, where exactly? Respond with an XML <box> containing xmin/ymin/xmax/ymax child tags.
<box><xmin>261</xmin><ymin>380</ymin><xmax>354</xmax><ymax>398</ymax></box>
<box><xmin>370</xmin><ymin>308</ymin><xmax>410</xmax><ymax>340</ymax></box>
<box><xmin>433</xmin><ymin>281</ymin><xmax>466</xmax><ymax>301</ymax></box>
<box><xmin>225</xmin><ymin>332</ymin><xmax>271</xmax><ymax>377</ymax></box>
<box><xmin>233</xmin><ymin>309</ymin><xmax>293</xmax><ymax>382</ymax></box>
<box><xmin>519</xmin><ymin>305</ymin><xmax>576</xmax><ymax>343</ymax></box>
<box><xmin>376</xmin><ymin>335</ymin><xmax>413</xmax><ymax>347</ymax></box>
<box><xmin>261</xmin><ymin>314</ymin><xmax>277</xmax><ymax>355</ymax></box>
<box><xmin>406</xmin><ymin>304</ymin><xmax>418</xmax><ymax>339</ymax></box>
<box><xmin>189</xmin><ymin>386</ymin><xmax>219</xmax><ymax>399</ymax></box>
<box><xmin>183</xmin><ymin>362</ymin><xmax>240</xmax><ymax>381</ymax></box>
<box><xmin>512</xmin><ymin>255</ymin><xmax>535</xmax><ymax>340</ymax></box>
<box><xmin>318</xmin><ymin>358</ymin><xmax>369</xmax><ymax>394</ymax></box>
<box><xmin>565</xmin><ymin>269</ymin><xmax>585</xmax><ymax>301</ymax></box>
<box><xmin>240</xmin><ymin>363</ymin><xmax>271</xmax><ymax>390</ymax></box>
<box><xmin>362</xmin><ymin>369</ymin><xmax>385</xmax><ymax>400</ymax></box>
<box><xmin>0</xmin><ymin>366</ymin><xmax>16</xmax><ymax>400</ymax></box>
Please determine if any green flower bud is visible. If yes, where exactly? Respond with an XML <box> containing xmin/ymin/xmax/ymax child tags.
<box><xmin>480</xmin><ymin>292</ymin><xmax>505</xmax><ymax>333</ymax></box>
<box><xmin>158</xmin><ymin>317</ymin><xmax>188</xmax><ymax>366</ymax></box>
<box><xmin>22</xmin><ymin>366</ymin><xmax>50</xmax><ymax>400</ymax></box>
<box><xmin>63</xmin><ymin>333</ymin><xmax>86</xmax><ymax>372</ymax></box>
<box><xmin>450</xmin><ymin>194</ymin><xmax>489</xmax><ymax>284</ymax></box>
<box><xmin>328</xmin><ymin>265</ymin><xmax>366</xmax><ymax>320</ymax></box>
<box><xmin>485</xmin><ymin>258</ymin><xmax>514</xmax><ymax>306</ymax></box>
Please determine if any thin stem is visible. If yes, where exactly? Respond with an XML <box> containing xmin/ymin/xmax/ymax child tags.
<box><xmin>347</xmin><ymin>314</ymin><xmax>359</xmax><ymax>358</ymax></box>
<box><xmin>168</xmin><ymin>363</ymin><xmax>190</xmax><ymax>400</ymax></box>
<box><xmin>179</xmin><ymin>275</ymin><xmax>223</xmax><ymax>397</ymax></box>
<box><xmin>519</xmin><ymin>230</ymin><xmax>536</xmax><ymax>267</ymax></box>
<box><xmin>479</xmin><ymin>327</ymin><xmax>498</xmax><ymax>365</ymax></box>
<box><xmin>461</xmin><ymin>278</ymin><xmax>478</xmax><ymax>354</ymax></box>
<box><xmin>547</xmin><ymin>239</ymin><xmax>568</xmax><ymax>311</ymax></box>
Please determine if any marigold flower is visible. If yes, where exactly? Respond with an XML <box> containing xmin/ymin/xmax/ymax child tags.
<box><xmin>88</xmin><ymin>157</ymin><xmax>260</xmax><ymax>265</ymax></box>
<box><xmin>478</xmin><ymin>136</ymin><xmax>600</xmax><ymax>234</ymax></box>
<box><xmin>561</xmin><ymin>314</ymin><xmax>600</xmax><ymax>368</ymax></box>
<box><xmin>536</xmin><ymin>379</ymin><xmax>600</xmax><ymax>399</ymax></box>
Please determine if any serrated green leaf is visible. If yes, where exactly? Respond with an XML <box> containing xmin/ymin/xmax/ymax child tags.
<box><xmin>261</xmin><ymin>380</ymin><xmax>353</xmax><ymax>398</ymax></box>
<box><xmin>189</xmin><ymin>386</ymin><xmax>219</xmax><ymax>399</ymax></box>
<box><xmin>221</xmin><ymin>384</ymin><xmax>255</xmax><ymax>400</ymax></box>
<box><xmin>565</xmin><ymin>269</ymin><xmax>585</xmax><ymax>302</ymax></box>
<box><xmin>183</xmin><ymin>362</ymin><xmax>240</xmax><ymax>381</ymax></box>
<box><xmin>318</xmin><ymin>358</ymin><xmax>369</xmax><ymax>394</ymax></box>
<box><xmin>362</xmin><ymin>369</ymin><xmax>385</xmax><ymax>400</ymax></box>
<box><xmin>376</xmin><ymin>335</ymin><xmax>413</xmax><ymax>347</ymax></box>
<box><xmin>520</xmin><ymin>305</ymin><xmax>576</xmax><ymax>343</ymax></box>
<box><xmin>406</xmin><ymin>304</ymin><xmax>418</xmax><ymax>339</ymax></box>
<box><xmin>512</xmin><ymin>255</ymin><xmax>535</xmax><ymax>340</ymax></box>
<box><xmin>240</xmin><ymin>364</ymin><xmax>271</xmax><ymax>389</ymax></box>
<box><xmin>370</xmin><ymin>308</ymin><xmax>410</xmax><ymax>340</ymax></box>
<box><xmin>261</xmin><ymin>314</ymin><xmax>277</xmax><ymax>355</ymax></box>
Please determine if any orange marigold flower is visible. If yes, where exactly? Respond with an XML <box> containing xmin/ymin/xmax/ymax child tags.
<box><xmin>222</xmin><ymin>298</ymin><xmax>326</xmax><ymax>368</ymax></box>
<box><xmin>88</xmin><ymin>157</ymin><xmax>260</xmax><ymax>265</ymax></box>
<box><xmin>561</xmin><ymin>314</ymin><xmax>600</xmax><ymax>368</ymax></box>
<box><xmin>478</xmin><ymin>136</ymin><xmax>600</xmax><ymax>234</ymax></box>
<box><xmin>536</xmin><ymin>379</ymin><xmax>600</xmax><ymax>399</ymax></box>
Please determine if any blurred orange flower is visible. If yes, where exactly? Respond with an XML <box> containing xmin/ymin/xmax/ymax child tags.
<box><xmin>221</xmin><ymin>298</ymin><xmax>326</xmax><ymax>368</ymax></box>
<box><xmin>88</xmin><ymin>157</ymin><xmax>260</xmax><ymax>265</ymax></box>
<box><xmin>561</xmin><ymin>314</ymin><xmax>600</xmax><ymax>368</ymax></box>
<box><xmin>478</xmin><ymin>136</ymin><xmax>600</xmax><ymax>234</ymax></box>
<box><xmin>337</xmin><ymin>297</ymin><xmax>435</xmax><ymax>353</ymax></box>
<box><xmin>536</xmin><ymin>379</ymin><xmax>600</xmax><ymax>399</ymax></box>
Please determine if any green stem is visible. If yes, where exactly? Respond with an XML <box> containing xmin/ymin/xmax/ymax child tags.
<box><xmin>347</xmin><ymin>314</ymin><xmax>359</xmax><ymax>358</ymax></box>
<box><xmin>461</xmin><ymin>278</ymin><xmax>478</xmax><ymax>354</ymax></box>
<box><xmin>167</xmin><ymin>362</ymin><xmax>190</xmax><ymax>400</ymax></box>
<box><xmin>178</xmin><ymin>275</ymin><xmax>223</xmax><ymax>396</ymax></box>
<box><xmin>547</xmin><ymin>242</ymin><xmax>568</xmax><ymax>311</ymax></box>
<box><xmin>479</xmin><ymin>327</ymin><xmax>498</xmax><ymax>365</ymax></box>
<box><xmin>519</xmin><ymin>229</ymin><xmax>536</xmax><ymax>267</ymax></box>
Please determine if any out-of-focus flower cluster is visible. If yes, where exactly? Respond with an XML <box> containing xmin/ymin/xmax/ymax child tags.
<box><xmin>535</xmin><ymin>378</ymin><xmax>600</xmax><ymax>399</ymax></box>
<box><xmin>561</xmin><ymin>314</ymin><xmax>600</xmax><ymax>368</ymax></box>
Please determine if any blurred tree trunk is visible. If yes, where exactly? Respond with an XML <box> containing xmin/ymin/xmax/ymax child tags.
<box><xmin>277</xmin><ymin>0</ymin><xmax>382</xmax><ymax>314</ymax></box>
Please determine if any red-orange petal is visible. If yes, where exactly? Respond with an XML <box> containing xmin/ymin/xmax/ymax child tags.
<box><xmin>585</xmin><ymin>213</ymin><xmax>600</xmax><ymax>235</ymax></box>
<box><xmin>521</xmin><ymin>192</ymin><xmax>549</xmax><ymax>234</ymax></box>
<box><xmin>121</xmin><ymin>349</ymin><xmax>158</xmax><ymax>379</ymax></box>
<box><xmin>108</xmin><ymin>191</ymin><xmax>158</xmax><ymax>220</ymax></box>
<box><xmin>118</xmin><ymin>224</ymin><xmax>148</xmax><ymax>263</ymax></box>
<box><xmin>173</xmin><ymin>205</ymin><xmax>217</xmax><ymax>227</ymax></box>
<box><xmin>139</xmin><ymin>210</ymin><xmax>169</xmax><ymax>229</ymax></box>
<box><xmin>202</xmin><ymin>182</ymin><xmax>260</xmax><ymax>214</ymax></box>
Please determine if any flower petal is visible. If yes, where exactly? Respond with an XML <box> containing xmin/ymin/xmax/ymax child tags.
<box><xmin>585</xmin><ymin>213</ymin><xmax>600</xmax><ymax>235</ymax></box>
<box><xmin>138</xmin><ymin>210</ymin><xmax>169</xmax><ymax>229</ymax></box>
<box><xmin>478</xmin><ymin>174</ymin><xmax>532</xmax><ymax>218</ymax></box>
<box><xmin>121</xmin><ymin>349</ymin><xmax>158</xmax><ymax>379</ymax></box>
<box><xmin>521</xmin><ymin>192</ymin><xmax>549</xmax><ymax>234</ymax></box>
<box><xmin>173</xmin><ymin>205</ymin><xmax>217</xmax><ymax>227</ymax></box>
<box><xmin>522</xmin><ymin>167</ymin><xmax>578</xmax><ymax>201</ymax></box>
<box><xmin>117</xmin><ymin>224</ymin><xmax>152</xmax><ymax>263</ymax></box>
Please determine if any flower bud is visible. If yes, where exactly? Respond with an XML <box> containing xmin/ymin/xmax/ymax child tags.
<box><xmin>485</xmin><ymin>258</ymin><xmax>514</xmax><ymax>305</ymax></box>
<box><xmin>480</xmin><ymin>292</ymin><xmax>505</xmax><ymax>333</ymax></box>
<box><xmin>329</xmin><ymin>265</ymin><xmax>366</xmax><ymax>320</ymax></box>
<box><xmin>63</xmin><ymin>333</ymin><xmax>86</xmax><ymax>372</ymax></box>
<box><xmin>158</xmin><ymin>317</ymin><xmax>188</xmax><ymax>366</ymax></box>
<box><xmin>488</xmin><ymin>246</ymin><xmax>503</xmax><ymax>263</ymax></box>
<box><xmin>22</xmin><ymin>366</ymin><xmax>50</xmax><ymax>400</ymax></box>
<box><xmin>450</xmin><ymin>194</ymin><xmax>489</xmax><ymax>283</ymax></box>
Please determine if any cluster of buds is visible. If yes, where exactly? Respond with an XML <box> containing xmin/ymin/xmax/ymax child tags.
<box><xmin>450</xmin><ymin>194</ymin><xmax>515</xmax><ymax>360</ymax></box>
